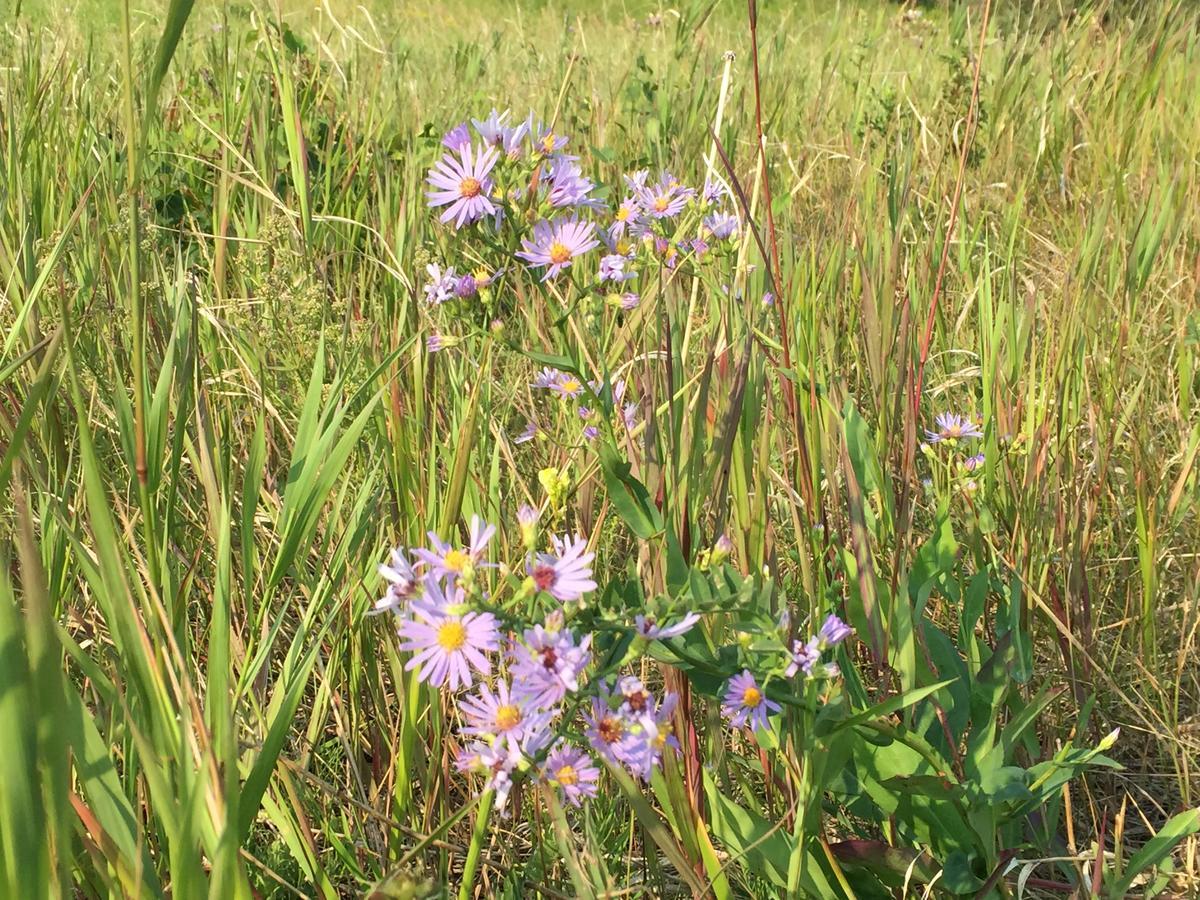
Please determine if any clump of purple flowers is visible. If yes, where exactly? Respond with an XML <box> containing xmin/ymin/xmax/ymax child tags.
<box><xmin>786</xmin><ymin>613</ymin><xmax>853</xmax><ymax>679</ymax></box>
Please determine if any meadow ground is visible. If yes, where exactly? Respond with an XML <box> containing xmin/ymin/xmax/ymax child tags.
<box><xmin>1</xmin><ymin>0</ymin><xmax>1198</xmax><ymax>896</ymax></box>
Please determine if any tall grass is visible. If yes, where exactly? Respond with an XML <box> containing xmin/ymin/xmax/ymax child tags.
<box><xmin>1</xmin><ymin>0</ymin><xmax>1197</xmax><ymax>896</ymax></box>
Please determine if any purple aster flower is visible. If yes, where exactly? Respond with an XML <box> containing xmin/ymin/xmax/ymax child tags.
<box><xmin>583</xmin><ymin>691</ymin><xmax>649</xmax><ymax>772</ymax></box>
<box><xmin>426</xmin><ymin>333</ymin><xmax>448</xmax><ymax>353</ymax></box>
<box><xmin>636</xmin><ymin>172</ymin><xmax>695</xmax><ymax>219</ymax></box>
<box><xmin>543</xmin><ymin>743</ymin><xmax>600</xmax><ymax>807</ymax></box>
<box><xmin>545</xmin><ymin>156</ymin><xmax>600</xmax><ymax>208</ymax></box>
<box><xmin>423</xmin><ymin>263</ymin><xmax>458</xmax><ymax>304</ymax></box>
<box><xmin>454</xmin><ymin>274</ymin><xmax>478</xmax><ymax>298</ymax></box>
<box><xmin>510</xmin><ymin>625</ymin><xmax>592</xmax><ymax>708</ymax></box>
<box><xmin>817</xmin><ymin>613</ymin><xmax>853</xmax><ymax>649</ymax></box>
<box><xmin>762</xmin><ymin>292</ymin><xmax>775</xmax><ymax>307</ymax></box>
<box><xmin>609</xmin><ymin>196</ymin><xmax>641</xmax><ymax>238</ymax></box>
<box><xmin>925</xmin><ymin>412</ymin><xmax>983</xmax><ymax>443</ymax></box>
<box><xmin>785</xmin><ymin>637</ymin><xmax>821</xmax><ymax>678</ymax></box>
<box><xmin>652</xmin><ymin>236</ymin><xmax>680</xmax><ymax>268</ymax></box>
<box><xmin>425</xmin><ymin>142</ymin><xmax>499</xmax><ymax>229</ymax></box>
<box><xmin>516</xmin><ymin>217</ymin><xmax>600</xmax><ymax>280</ymax></box>
<box><xmin>635</xmin><ymin>612</ymin><xmax>701</xmax><ymax>640</ymax></box>
<box><xmin>601</xmin><ymin>225</ymin><xmax>637</xmax><ymax>257</ymax></box>
<box><xmin>619</xmin><ymin>292</ymin><xmax>640</xmax><ymax>311</ymax></box>
<box><xmin>963</xmin><ymin>452</ymin><xmax>985</xmax><ymax>471</ymax></box>
<box><xmin>551</xmin><ymin>371</ymin><xmax>585</xmax><ymax>399</ymax></box>
<box><xmin>414</xmin><ymin>515</ymin><xmax>495</xmax><ymax>582</ymax></box>
<box><xmin>611</xmin><ymin>679</ymin><xmax>677</xmax><ymax>780</ymax></box>
<box><xmin>703</xmin><ymin>211</ymin><xmax>740</xmax><ymax>239</ymax></box>
<box><xmin>532</xmin><ymin>367</ymin><xmax>565</xmax><ymax>389</ymax></box>
<box><xmin>527</xmin><ymin>534</ymin><xmax>596</xmax><ymax>601</ymax></box>
<box><xmin>455</xmin><ymin>739</ymin><xmax>492</xmax><ymax>774</ymax></box>
<box><xmin>599</xmin><ymin>253</ymin><xmax>636</xmax><ymax>283</ymax></box>
<box><xmin>617</xmin><ymin>676</ymin><xmax>653</xmax><ymax>717</ymax></box>
<box><xmin>702</xmin><ymin>177</ymin><xmax>730</xmax><ymax>205</ymax></box>
<box><xmin>647</xmin><ymin>692</ymin><xmax>681</xmax><ymax>768</ymax></box>
<box><xmin>621</xmin><ymin>402</ymin><xmax>638</xmax><ymax>431</ymax></box>
<box><xmin>623</xmin><ymin>169</ymin><xmax>650</xmax><ymax>192</ymax></box>
<box><xmin>458</xmin><ymin>678</ymin><xmax>549</xmax><ymax>741</ymax></box>
<box><xmin>396</xmin><ymin>600</ymin><xmax>499</xmax><ymax>691</ymax></box>
<box><xmin>528</xmin><ymin>116</ymin><xmax>569</xmax><ymax>156</ymax></box>
<box><xmin>690</xmin><ymin>236</ymin><xmax>710</xmax><ymax>259</ymax></box>
<box><xmin>442</xmin><ymin>122</ymin><xmax>471</xmax><ymax>152</ymax></box>
<box><xmin>582</xmin><ymin>425</ymin><xmax>600</xmax><ymax>441</ymax></box>
<box><xmin>721</xmin><ymin>670</ymin><xmax>781</xmax><ymax>732</ymax></box>
<box><xmin>461</xmin><ymin>736</ymin><xmax>523</xmax><ymax>813</ymax></box>
<box><xmin>514</xmin><ymin>420</ymin><xmax>541</xmax><ymax>444</ymax></box>
<box><xmin>371</xmin><ymin>546</ymin><xmax>421</xmax><ymax>615</ymax></box>
<box><xmin>472</xmin><ymin>108</ymin><xmax>529</xmax><ymax>158</ymax></box>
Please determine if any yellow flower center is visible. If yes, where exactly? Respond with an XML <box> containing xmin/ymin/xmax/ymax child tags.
<box><xmin>541</xmin><ymin>133</ymin><xmax>557</xmax><ymax>153</ymax></box>
<box><xmin>742</xmin><ymin>687</ymin><xmax>762</xmax><ymax>708</ymax></box>
<box><xmin>653</xmin><ymin>195</ymin><xmax>669</xmax><ymax>212</ymax></box>
<box><xmin>615</xmin><ymin>239</ymin><xmax>632</xmax><ymax>255</ymax></box>
<box><xmin>436</xmin><ymin>621</ymin><xmax>467</xmax><ymax>652</ymax></box>
<box><xmin>443</xmin><ymin>549</ymin><xmax>469</xmax><ymax>572</ymax></box>
<box><xmin>459</xmin><ymin>177</ymin><xmax>481</xmax><ymax>198</ymax></box>
<box><xmin>615</xmin><ymin>205</ymin><xmax>630</xmax><ymax>221</ymax></box>
<box><xmin>549</xmin><ymin>241</ymin><xmax>572</xmax><ymax>264</ymax></box>
<box><xmin>555</xmin><ymin>765</ymin><xmax>578</xmax><ymax>786</ymax></box>
<box><xmin>494</xmin><ymin>704</ymin><xmax>522</xmax><ymax>732</ymax></box>
<box><xmin>560</xmin><ymin>378</ymin><xmax>581</xmax><ymax>394</ymax></box>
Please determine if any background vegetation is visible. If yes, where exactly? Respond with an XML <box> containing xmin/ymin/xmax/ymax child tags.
<box><xmin>1</xmin><ymin>0</ymin><xmax>1197</xmax><ymax>895</ymax></box>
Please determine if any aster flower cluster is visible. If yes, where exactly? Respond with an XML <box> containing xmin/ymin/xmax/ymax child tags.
<box><xmin>719</xmin><ymin>613</ymin><xmax>853</xmax><ymax>735</ymax></box>
<box><xmin>372</xmin><ymin>502</ymin><xmax>853</xmax><ymax>820</ymax></box>
<box><xmin>518</xmin><ymin>371</ymin><xmax>639</xmax><ymax>445</ymax></box>
<box><xmin>922</xmin><ymin>410</ymin><xmax>988</xmax><ymax>495</ymax></box>
<box><xmin>372</xmin><ymin>504</ymin><xmax>692</xmax><ymax>814</ymax></box>
<box><xmin>418</xmin><ymin>109</ymin><xmax>744</xmax><ymax>344</ymax></box>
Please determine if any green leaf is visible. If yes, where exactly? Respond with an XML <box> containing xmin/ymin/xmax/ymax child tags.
<box><xmin>826</xmin><ymin>680</ymin><xmax>955</xmax><ymax>736</ymax></box>
<box><xmin>598</xmin><ymin>443</ymin><xmax>662</xmax><ymax>540</ymax></box>
<box><xmin>1111</xmin><ymin>807</ymin><xmax>1200</xmax><ymax>896</ymax></box>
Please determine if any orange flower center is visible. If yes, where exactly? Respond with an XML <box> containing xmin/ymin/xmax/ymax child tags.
<box><xmin>555</xmin><ymin>765</ymin><xmax>578</xmax><ymax>786</ymax></box>
<box><xmin>494</xmin><ymin>704</ymin><xmax>522</xmax><ymax>732</ymax></box>
<box><xmin>742</xmin><ymin>687</ymin><xmax>762</xmax><ymax>708</ymax></box>
<box><xmin>459</xmin><ymin>177</ymin><xmax>481</xmax><ymax>198</ymax></box>
<box><xmin>549</xmin><ymin>241</ymin><xmax>572</xmax><ymax>264</ymax></box>
<box><xmin>653</xmin><ymin>195</ymin><xmax>670</xmax><ymax>212</ymax></box>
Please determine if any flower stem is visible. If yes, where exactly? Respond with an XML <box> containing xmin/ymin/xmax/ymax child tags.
<box><xmin>458</xmin><ymin>789</ymin><xmax>494</xmax><ymax>900</ymax></box>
